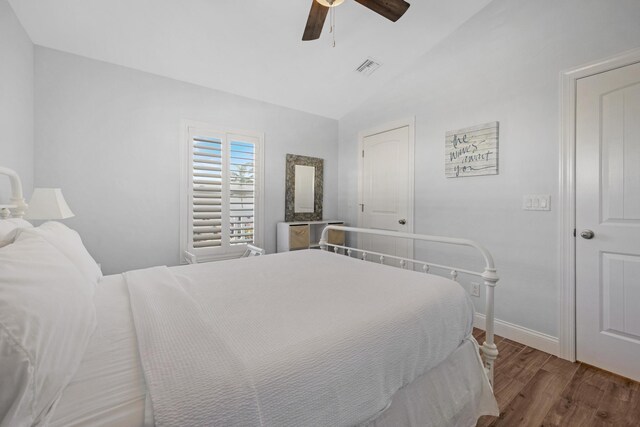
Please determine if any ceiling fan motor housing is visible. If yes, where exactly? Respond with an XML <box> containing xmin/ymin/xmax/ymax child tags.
<box><xmin>316</xmin><ymin>0</ymin><xmax>345</xmax><ymax>7</ymax></box>
<box><xmin>304</xmin><ymin>0</ymin><xmax>410</xmax><ymax>41</ymax></box>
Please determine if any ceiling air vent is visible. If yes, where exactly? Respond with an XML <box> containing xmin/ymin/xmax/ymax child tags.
<box><xmin>355</xmin><ymin>58</ymin><xmax>381</xmax><ymax>76</ymax></box>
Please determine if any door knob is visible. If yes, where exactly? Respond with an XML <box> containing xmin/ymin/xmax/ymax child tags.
<box><xmin>580</xmin><ymin>229</ymin><xmax>595</xmax><ymax>239</ymax></box>
<box><xmin>398</xmin><ymin>219</ymin><xmax>407</xmax><ymax>225</ymax></box>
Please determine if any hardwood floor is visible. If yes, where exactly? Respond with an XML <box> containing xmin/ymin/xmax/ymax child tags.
<box><xmin>473</xmin><ymin>328</ymin><xmax>640</xmax><ymax>427</ymax></box>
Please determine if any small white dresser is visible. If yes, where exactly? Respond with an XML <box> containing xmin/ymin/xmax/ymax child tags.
<box><xmin>277</xmin><ymin>220</ymin><xmax>345</xmax><ymax>252</ymax></box>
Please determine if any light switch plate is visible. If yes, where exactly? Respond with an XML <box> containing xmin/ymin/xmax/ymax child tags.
<box><xmin>523</xmin><ymin>195</ymin><xmax>551</xmax><ymax>211</ymax></box>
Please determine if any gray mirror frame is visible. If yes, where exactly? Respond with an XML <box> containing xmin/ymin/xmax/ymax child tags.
<box><xmin>285</xmin><ymin>154</ymin><xmax>323</xmax><ymax>222</ymax></box>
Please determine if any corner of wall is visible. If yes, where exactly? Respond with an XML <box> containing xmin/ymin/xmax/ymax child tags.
<box><xmin>0</xmin><ymin>0</ymin><xmax>35</xmax><ymax>200</ymax></box>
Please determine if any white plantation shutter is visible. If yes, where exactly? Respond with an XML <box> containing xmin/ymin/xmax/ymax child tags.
<box><xmin>192</xmin><ymin>136</ymin><xmax>224</xmax><ymax>248</ymax></box>
<box><xmin>229</xmin><ymin>139</ymin><xmax>256</xmax><ymax>245</ymax></box>
<box><xmin>182</xmin><ymin>124</ymin><xmax>263</xmax><ymax>262</ymax></box>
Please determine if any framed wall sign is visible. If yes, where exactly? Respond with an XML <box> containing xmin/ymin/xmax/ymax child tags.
<box><xmin>445</xmin><ymin>121</ymin><xmax>499</xmax><ymax>178</ymax></box>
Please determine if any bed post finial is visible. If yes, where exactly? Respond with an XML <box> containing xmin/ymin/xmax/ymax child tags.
<box><xmin>481</xmin><ymin>267</ymin><xmax>499</xmax><ymax>386</ymax></box>
<box><xmin>319</xmin><ymin>238</ymin><xmax>328</xmax><ymax>251</ymax></box>
<box><xmin>0</xmin><ymin>166</ymin><xmax>28</xmax><ymax>219</ymax></box>
<box><xmin>10</xmin><ymin>197</ymin><xmax>28</xmax><ymax>219</ymax></box>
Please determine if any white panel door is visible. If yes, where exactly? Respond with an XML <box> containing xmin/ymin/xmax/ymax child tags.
<box><xmin>576</xmin><ymin>61</ymin><xmax>640</xmax><ymax>381</ymax></box>
<box><xmin>360</xmin><ymin>126</ymin><xmax>412</xmax><ymax>262</ymax></box>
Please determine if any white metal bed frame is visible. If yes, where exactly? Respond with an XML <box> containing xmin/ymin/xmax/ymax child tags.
<box><xmin>320</xmin><ymin>225</ymin><xmax>499</xmax><ymax>385</ymax></box>
<box><xmin>0</xmin><ymin>167</ymin><xmax>28</xmax><ymax>219</ymax></box>
<box><xmin>1</xmin><ymin>167</ymin><xmax>499</xmax><ymax>384</ymax></box>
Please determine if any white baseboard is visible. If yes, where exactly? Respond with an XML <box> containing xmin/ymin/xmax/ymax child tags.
<box><xmin>474</xmin><ymin>313</ymin><xmax>560</xmax><ymax>356</ymax></box>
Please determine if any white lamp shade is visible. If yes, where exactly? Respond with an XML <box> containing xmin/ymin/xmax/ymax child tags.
<box><xmin>25</xmin><ymin>188</ymin><xmax>75</xmax><ymax>220</ymax></box>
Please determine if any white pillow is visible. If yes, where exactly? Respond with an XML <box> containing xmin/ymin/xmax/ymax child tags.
<box><xmin>0</xmin><ymin>218</ymin><xmax>32</xmax><ymax>248</ymax></box>
<box><xmin>0</xmin><ymin>233</ymin><xmax>97</xmax><ymax>426</ymax></box>
<box><xmin>16</xmin><ymin>222</ymin><xmax>102</xmax><ymax>284</ymax></box>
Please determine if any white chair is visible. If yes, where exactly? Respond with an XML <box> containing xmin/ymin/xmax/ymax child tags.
<box><xmin>184</xmin><ymin>245</ymin><xmax>265</xmax><ymax>264</ymax></box>
<box><xmin>241</xmin><ymin>244</ymin><xmax>265</xmax><ymax>257</ymax></box>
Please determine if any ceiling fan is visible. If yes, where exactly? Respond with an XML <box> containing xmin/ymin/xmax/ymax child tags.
<box><xmin>302</xmin><ymin>0</ymin><xmax>411</xmax><ymax>41</ymax></box>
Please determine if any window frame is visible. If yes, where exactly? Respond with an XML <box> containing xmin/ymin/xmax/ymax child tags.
<box><xmin>180</xmin><ymin>120</ymin><xmax>264</xmax><ymax>263</ymax></box>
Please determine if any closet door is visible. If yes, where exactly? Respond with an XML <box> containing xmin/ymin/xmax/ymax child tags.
<box><xmin>360</xmin><ymin>126</ymin><xmax>412</xmax><ymax>264</ymax></box>
<box><xmin>576</xmin><ymin>61</ymin><xmax>640</xmax><ymax>381</ymax></box>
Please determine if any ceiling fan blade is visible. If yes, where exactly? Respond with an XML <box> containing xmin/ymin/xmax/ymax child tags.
<box><xmin>353</xmin><ymin>0</ymin><xmax>410</xmax><ymax>22</ymax></box>
<box><xmin>302</xmin><ymin>0</ymin><xmax>330</xmax><ymax>41</ymax></box>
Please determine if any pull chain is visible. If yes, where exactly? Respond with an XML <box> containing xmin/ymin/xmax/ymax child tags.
<box><xmin>330</xmin><ymin>6</ymin><xmax>336</xmax><ymax>47</ymax></box>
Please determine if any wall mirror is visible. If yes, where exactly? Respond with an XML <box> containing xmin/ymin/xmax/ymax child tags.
<box><xmin>285</xmin><ymin>154</ymin><xmax>323</xmax><ymax>221</ymax></box>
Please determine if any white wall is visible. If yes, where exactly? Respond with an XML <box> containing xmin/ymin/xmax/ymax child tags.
<box><xmin>35</xmin><ymin>47</ymin><xmax>338</xmax><ymax>274</ymax></box>
<box><xmin>0</xmin><ymin>0</ymin><xmax>33</xmax><ymax>201</ymax></box>
<box><xmin>338</xmin><ymin>0</ymin><xmax>640</xmax><ymax>338</ymax></box>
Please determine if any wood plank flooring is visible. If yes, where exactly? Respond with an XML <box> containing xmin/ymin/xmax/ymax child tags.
<box><xmin>473</xmin><ymin>328</ymin><xmax>640</xmax><ymax>427</ymax></box>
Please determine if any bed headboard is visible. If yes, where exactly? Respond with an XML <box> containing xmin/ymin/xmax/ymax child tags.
<box><xmin>0</xmin><ymin>167</ymin><xmax>28</xmax><ymax>219</ymax></box>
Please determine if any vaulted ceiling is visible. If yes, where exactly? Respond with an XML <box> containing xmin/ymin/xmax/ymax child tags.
<box><xmin>9</xmin><ymin>0</ymin><xmax>492</xmax><ymax>119</ymax></box>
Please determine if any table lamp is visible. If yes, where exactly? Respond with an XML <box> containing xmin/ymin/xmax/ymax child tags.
<box><xmin>25</xmin><ymin>188</ymin><xmax>74</xmax><ymax>220</ymax></box>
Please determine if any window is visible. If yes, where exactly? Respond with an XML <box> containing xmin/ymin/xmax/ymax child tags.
<box><xmin>181</xmin><ymin>122</ymin><xmax>264</xmax><ymax>263</ymax></box>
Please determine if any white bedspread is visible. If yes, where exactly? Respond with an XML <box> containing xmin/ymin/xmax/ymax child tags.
<box><xmin>50</xmin><ymin>274</ymin><xmax>149</xmax><ymax>427</ymax></box>
<box><xmin>125</xmin><ymin>250</ymin><xmax>477</xmax><ymax>427</ymax></box>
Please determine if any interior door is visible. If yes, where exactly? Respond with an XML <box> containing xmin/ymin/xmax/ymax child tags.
<box><xmin>360</xmin><ymin>126</ymin><xmax>412</xmax><ymax>263</ymax></box>
<box><xmin>576</xmin><ymin>61</ymin><xmax>640</xmax><ymax>381</ymax></box>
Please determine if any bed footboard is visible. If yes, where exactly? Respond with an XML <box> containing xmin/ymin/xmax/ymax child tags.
<box><xmin>319</xmin><ymin>225</ymin><xmax>499</xmax><ymax>386</ymax></box>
